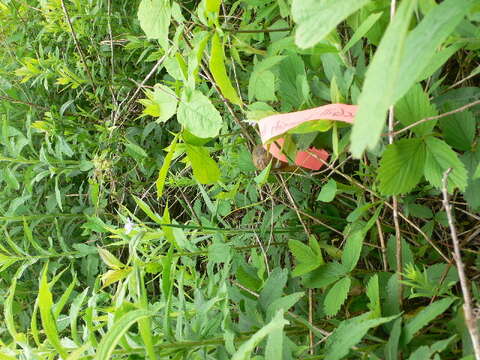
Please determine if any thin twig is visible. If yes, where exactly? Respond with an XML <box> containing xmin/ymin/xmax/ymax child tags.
<box><xmin>376</xmin><ymin>218</ymin><xmax>388</xmax><ymax>271</ymax></box>
<box><xmin>60</xmin><ymin>0</ymin><xmax>97</xmax><ymax>92</ymax></box>
<box><xmin>106</xmin><ymin>0</ymin><xmax>118</xmax><ymax>123</ymax></box>
<box><xmin>388</xmin><ymin>99</ymin><xmax>480</xmax><ymax>137</ymax></box>
<box><xmin>441</xmin><ymin>169</ymin><xmax>480</xmax><ymax>360</ymax></box>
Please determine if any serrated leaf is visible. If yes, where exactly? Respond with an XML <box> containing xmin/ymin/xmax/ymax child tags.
<box><xmin>177</xmin><ymin>90</ymin><xmax>223</xmax><ymax>138</ymax></box>
<box><xmin>402</xmin><ymin>297</ymin><xmax>455</xmax><ymax>345</ymax></box>
<box><xmin>395</xmin><ymin>83</ymin><xmax>437</xmax><ymax>136</ymax></box>
<box><xmin>350</xmin><ymin>0</ymin><xmax>416</xmax><ymax>157</ymax></box>
<box><xmin>439</xmin><ymin>110</ymin><xmax>476</xmax><ymax>151</ymax></box>
<box><xmin>324</xmin><ymin>276</ymin><xmax>351</xmax><ymax>316</ymax></box>
<box><xmin>424</xmin><ymin>136</ymin><xmax>467</xmax><ymax>193</ymax></box>
<box><xmin>266</xmin><ymin>292</ymin><xmax>304</xmax><ymax>321</ymax></box>
<box><xmin>248</xmin><ymin>56</ymin><xmax>285</xmax><ymax>102</ymax></box>
<box><xmin>292</xmin><ymin>0</ymin><xmax>371</xmax><ymax>49</ymax></box>
<box><xmin>385</xmin><ymin>318</ymin><xmax>402</xmax><ymax>360</ymax></box>
<box><xmin>366</xmin><ymin>274</ymin><xmax>381</xmax><ymax>317</ymax></box>
<box><xmin>317</xmin><ymin>179</ymin><xmax>337</xmax><ymax>202</ymax></box>
<box><xmin>137</xmin><ymin>0</ymin><xmax>171</xmax><ymax>50</ymax></box>
<box><xmin>185</xmin><ymin>144</ymin><xmax>220</xmax><ymax>184</ymax></box>
<box><xmin>325</xmin><ymin>314</ymin><xmax>399</xmax><ymax>360</ymax></box>
<box><xmin>461</xmin><ymin>150</ymin><xmax>480</xmax><ymax>210</ymax></box>
<box><xmin>303</xmin><ymin>262</ymin><xmax>347</xmax><ymax>289</ymax></box>
<box><xmin>378</xmin><ymin>138</ymin><xmax>426</xmax><ymax>195</ymax></box>
<box><xmin>209</xmin><ymin>33</ymin><xmax>242</xmax><ymax>105</ymax></box>
<box><xmin>289</xmin><ymin>239</ymin><xmax>323</xmax><ymax>276</ymax></box>
<box><xmin>342</xmin><ymin>229</ymin><xmax>365</xmax><ymax>272</ymax></box>
<box><xmin>259</xmin><ymin>268</ymin><xmax>288</xmax><ymax>311</ymax></box>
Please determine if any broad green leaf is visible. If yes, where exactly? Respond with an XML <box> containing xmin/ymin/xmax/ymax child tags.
<box><xmin>402</xmin><ymin>297</ymin><xmax>455</xmax><ymax>344</ymax></box>
<box><xmin>95</xmin><ymin>310</ymin><xmax>153</xmax><ymax>360</ymax></box>
<box><xmin>157</xmin><ymin>134</ymin><xmax>178</xmax><ymax>199</ymax></box>
<box><xmin>342</xmin><ymin>229</ymin><xmax>365</xmax><ymax>272</ymax></box>
<box><xmin>206</xmin><ymin>0</ymin><xmax>221</xmax><ymax>13</ymax></box>
<box><xmin>378</xmin><ymin>138</ymin><xmax>426</xmax><ymax>195</ymax></box>
<box><xmin>292</xmin><ymin>0</ymin><xmax>371</xmax><ymax>49</ymax></box>
<box><xmin>394</xmin><ymin>0</ymin><xmax>476</xmax><ymax>103</ymax></box>
<box><xmin>324</xmin><ymin>276</ymin><xmax>351</xmax><ymax>316</ymax></box>
<box><xmin>289</xmin><ymin>239</ymin><xmax>323</xmax><ymax>276</ymax></box>
<box><xmin>185</xmin><ymin>144</ymin><xmax>220</xmax><ymax>184</ymax></box>
<box><xmin>259</xmin><ymin>268</ymin><xmax>288</xmax><ymax>311</ymax></box>
<box><xmin>317</xmin><ymin>179</ymin><xmax>337</xmax><ymax>202</ymax></box>
<box><xmin>303</xmin><ymin>262</ymin><xmax>347</xmax><ymax>289</ymax></box>
<box><xmin>209</xmin><ymin>33</ymin><xmax>242</xmax><ymax>105</ymax></box>
<box><xmin>424</xmin><ymin>136</ymin><xmax>467</xmax><ymax>193</ymax></box>
<box><xmin>266</xmin><ymin>292</ymin><xmax>305</xmax><ymax>320</ymax></box>
<box><xmin>140</xmin><ymin>84</ymin><xmax>178</xmax><ymax>122</ymax></box>
<box><xmin>350</xmin><ymin>0</ymin><xmax>415</xmax><ymax>157</ymax></box>
<box><xmin>177</xmin><ymin>90</ymin><xmax>223</xmax><ymax>138</ymax></box>
<box><xmin>385</xmin><ymin>318</ymin><xmax>402</xmax><ymax>360</ymax></box>
<box><xmin>138</xmin><ymin>0</ymin><xmax>171</xmax><ymax>50</ymax></box>
<box><xmin>278</xmin><ymin>54</ymin><xmax>310</xmax><ymax>108</ymax></box>
<box><xmin>395</xmin><ymin>84</ymin><xmax>437</xmax><ymax>136</ymax></box>
<box><xmin>325</xmin><ymin>314</ymin><xmax>399</xmax><ymax>360</ymax></box>
<box><xmin>439</xmin><ymin>110</ymin><xmax>476</xmax><ymax>151</ymax></box>
<box><xmin>248</xmin><ymin>56</ymin><xmax>285</xmax><ymax>102</ymax></box>
<box><xmin>232</xmin><ymin>310</ymin><xmax>289</xmax><ymax>360</ymax></box>
<box><xmin>38</xmin><ymin>265</ymin><xmax>68</xmax><ymax>359</ymax></box>
<box><xmin>343</xmin><ymin>12</ymin><xmax>383</xmax><ymax>53</ymax></box>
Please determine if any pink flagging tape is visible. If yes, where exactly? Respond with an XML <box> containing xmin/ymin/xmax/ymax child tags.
<box><xmin>258</xmin><ymin>104</ymin><xmax>358</xmax><ymax>170</ymax></box>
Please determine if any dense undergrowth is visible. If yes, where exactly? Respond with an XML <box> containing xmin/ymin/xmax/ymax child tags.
<box><xmin>0</xmin><ymin>0</ymin><xmax>479</xmax><ymax>359</ymax></box>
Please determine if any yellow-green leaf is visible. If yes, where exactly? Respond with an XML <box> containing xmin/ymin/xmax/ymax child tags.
<box><xmin>209</xmin><ymin>33</ymin><xmax>242</xmax><ymax>106</ymax></box>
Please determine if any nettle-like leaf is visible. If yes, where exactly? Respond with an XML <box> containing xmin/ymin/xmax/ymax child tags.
<box><xmin>177</xmin><ymin>90</ymin><xmax>223</xmax><ymax>138</ymax></box>
<box><xmin>424</xmin><ymin>136</ymin><xmax>467</xmax><ymax>193</ymax></box>
<box><xmin>324</xmin><ymin>276</ymin><xmax>351</xmax><ymax>316</ymax></box>
<box><xmin>137</xmin><ymin>0</ymin><xmax>171</xmax><ymax>50</ymax></box>
<box><xmin>341</xmin><ymin>229</ymin><xmax>365</xmax><ymax>272</ymax></box>
<box><xmin>248</xmin><ymin>56</ymin><xmax>285</xmax><ymax>102</ymax></box>
<box><xmin>292</xmin><ymin>0</ymin><xmax>370</xmax><ymax>49</ymax></box>
<box><xmin>289</xmin><ymin>238</ymin><xmax>324</xmax><ymax>277</ymax></box>
<box><xmin>378</xmin><ymin>138</ymin><xmax>426</xmax><ymax>195</ymax></box>
<box><xmin>395</xmin><ymin>84</ymin><xmax>437</xmax><ymax>136</ymax></box>
<box><xmin>316</xmin><ymin>179</ymin><xmax>337</xmax><ymax>202</ymax></box>
<box><xmin>439</xmin><ymin>110</ymin><xmax>476</xmax><ymax>151</ymax></box>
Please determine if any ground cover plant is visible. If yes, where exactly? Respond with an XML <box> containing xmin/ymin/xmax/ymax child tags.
<box><xmin>0</xmin><ymin>0</ymin><xmax>480</xmax><ymax>358</ymax></box>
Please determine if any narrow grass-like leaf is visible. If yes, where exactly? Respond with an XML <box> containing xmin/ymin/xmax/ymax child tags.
<box><xmin>350</xmin><ymin>0</ymin><xmax>415</xmax><ymax>157</ymax></box>
<box><xmin>343</xmin><ymin>12</ymin><xmax>383</xmax><ymax>53</ymax></box>
<box><xmin>69</xmin><ymin>288</ymin><xmax>88</xmax><ymax>345</ymax></box>
<box><xmin>95</xmin><ymin>310</ymin><xmax>153</xmax><ymax>360</ymax></box>
<box><xmin>38</xmin><ymin>264</ymin><xmax>68</xmax><ymax>358</ymax></box>
<box><xmin>156</xmin><ymin>134</ymin><xmax>179</xmax><ymax>199</ymax></box>
<box><xmin>209</xmin><ymin>33</ymin><xmax>242</xmax><ymax>105</ymax></box>
<box><xmin>292</xmin><ymin>0</ymin><xmax>371</xmax><ymax>49</ymax></box>
<box><xmin>385</xmin><ymin>318</ymin><xmax>402</xmax><ymax>360</ymax></box>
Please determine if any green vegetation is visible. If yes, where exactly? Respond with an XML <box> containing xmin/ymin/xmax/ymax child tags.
<box><xmin>1</xmin><ymin>0</ymin><xmax>479</xmax><ymax>359</ymax></box>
